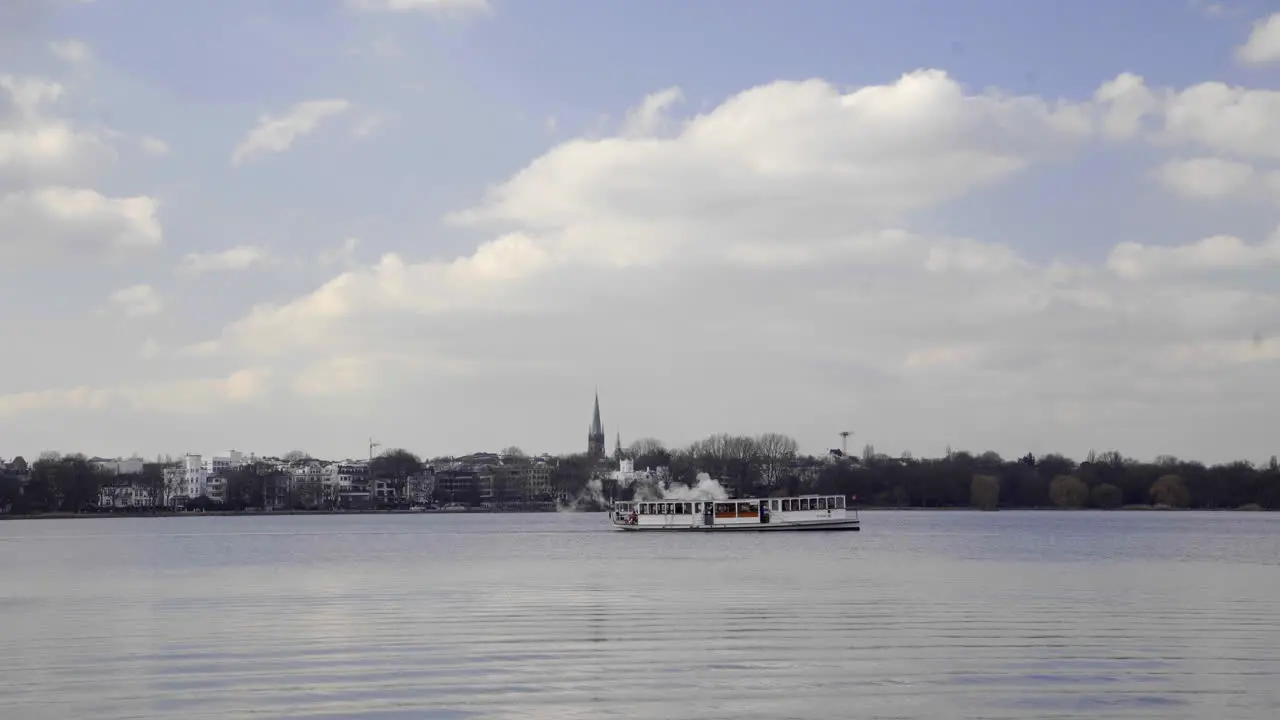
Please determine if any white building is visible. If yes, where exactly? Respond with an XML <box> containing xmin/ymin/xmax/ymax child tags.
<box><xmin>207</xmin><ymin>450</ymin><xmax>249</xmax><ymax>474</ymax></box>
<box><xmin>287</xmin><ymin>459</ymin><xmax>329</xmax><ymax>507</ymax></box>
<box><xmin>612</xmin><ymin>457</ymin><xmax>660</xmax><ymax>485</ymax></box>
<box><xmin>407</xmin><ymin>471</ymin><xmax>436</xmax><ymax>504</ymax></box>
<box><xmin>161</xmin><ymin>454</ymin><xmax>212</xmax><ymax>506</ymax></box>
<box><xmin>98</xmin><ymin>481</ymin><xmax>155</xmax><ymax>508</ymax></box>
<box><xmin>325</xmin><ymin>461</ymin><xmax>369</xmax><ymax>500</ymax></box>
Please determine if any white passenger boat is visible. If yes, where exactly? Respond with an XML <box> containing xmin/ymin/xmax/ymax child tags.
<box><xmin>609</xmin><ymin>495</ymin><xmax>860</xmax><ymax>532</ymax></box>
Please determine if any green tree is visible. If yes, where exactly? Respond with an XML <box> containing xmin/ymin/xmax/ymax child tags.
<box><xmin>970</xmin><ymin>474</ymin><xmax>1000</xmax><ymax>510</ymax></box>
<box><xmin>1049</xmin><ymin>475</ymin><xmax>1089</xmax><ymax>508</ymax></box>
<box><xmin>1090</xmin><ymin>483</ymin><xmax>1123</xmax><ymax>509</ymax></box>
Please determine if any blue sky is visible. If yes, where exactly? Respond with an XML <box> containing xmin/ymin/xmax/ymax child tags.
<box><xmin>1</xmin><ymin>0</ymin><xmax>1279</xmax><ymax>463</ymax></box>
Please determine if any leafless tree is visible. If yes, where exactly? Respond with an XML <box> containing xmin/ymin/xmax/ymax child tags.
<box><xmin>627</xmin><ymin>437</ymin><xmax>667</xmax><ymax>457</ymax></box>
<box><xmin>1150</xmin><ymin>474</ymin><xmax>1190</xmax><ymax>508</ymax></box>
<box><xmin>683</xmin><ymin>433</ymin><xmax>761</xmax><ymax>495</ymax></box>
<box><xmin>755</xmin><ymin>432</ymin><xmax>798</xmax><ymax>487</ymax></box>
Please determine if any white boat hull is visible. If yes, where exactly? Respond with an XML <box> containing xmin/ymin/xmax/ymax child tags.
<box><xmin>612</xmin><ymin>518</ymin><xmax>860</xmax><ymax>532</ymax></box>
<box><xmin>610</xmin><ymin>494</ymin><xmax>861</xmax><ymax>533</ymax></box>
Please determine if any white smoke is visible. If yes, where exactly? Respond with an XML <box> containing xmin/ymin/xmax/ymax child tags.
<box><xmin>658</xmin><ymin>472</ymin><xmax>729</xmax><ymax>501</ymax></box>
<box><xmin>558</xmin><ymin>468</ymin><xmax>731</xmax><ymax>511</ymax></box>
<box><xmin>556</xmin><ymin>477</ymin><xmax>606</xmax><ymax>512</ymax></box>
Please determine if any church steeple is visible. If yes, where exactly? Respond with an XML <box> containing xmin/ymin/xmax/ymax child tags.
<box><xmin>614</xmin><ymin>430</ymin><xmax>622</xmax><ymax>460</ymax></box>
<box><xmin>587</xmin><ymin>391</ymin><xmax>605</xmax><ymax>458</ymax></box>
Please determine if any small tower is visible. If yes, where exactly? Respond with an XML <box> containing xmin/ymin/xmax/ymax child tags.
<box><xmin>587</xmin><ymin>391</ymin><xmax>605</xmax><ymax>458</ymax></box>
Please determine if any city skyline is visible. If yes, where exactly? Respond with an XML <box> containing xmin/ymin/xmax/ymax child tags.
<box><xmin>2</xmin><ymin>2</ymin><xmax>1280</xmax><ymax>464</ymax></box>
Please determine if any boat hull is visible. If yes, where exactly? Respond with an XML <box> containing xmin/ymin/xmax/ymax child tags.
<box><xmin>611</xmin><ymin>518</ymin><xmax>860</xmax><ymax>532</ymax></box>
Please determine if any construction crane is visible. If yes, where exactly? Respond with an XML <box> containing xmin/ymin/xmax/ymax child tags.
<box><xmin>368</xmin><ymin>437</ymin><xmax>380</xmax><ymax>502</ymax></box>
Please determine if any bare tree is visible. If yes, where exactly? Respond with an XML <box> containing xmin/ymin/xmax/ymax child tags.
<box><xmin>627</xmin><ymin>437</ymin><xmax>666</xmax><ymax>457</ymax></box>
<box><xmin>1150</xmin><ymin>474</ymin><xmax>1190</xmax><ymax>508</ymax></box>
<box><xmin>369</xmin><ymin>448</ymin><xmax>424</xmax><ymax>504</ymax></box>
<box><xmin>283</xmin><ymin>450</ymin><xmax>309</xmax><ymax>463</ymax></box>
<box><xmin>500</xmin><ymin>446</ymin><xmax>527</xmax><ymax>459</ymax></box>
<box><xmin>755</xmin><ymin>432</ymin><xmax>798</xmax><ymax>487</ymax></box>
<box><xmin>685</xmin><ymin>433</ymin><xmax>761</xmax><ymax>495</ymax></box>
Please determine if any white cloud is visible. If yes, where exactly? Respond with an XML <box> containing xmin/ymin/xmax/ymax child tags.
<box><xmin>0</xmin><ymin>73</ymin><xmax>161</xmax><ymax>265</ymax></box>
<box><xmin>1107</xmin><ymin>229</ymin><xmax>1280</xmax><ymax>279</ymax></box>
<box><xmin>1093</xmin><ymin>72</ymin><xmax>1160</xmax><ymax>140</ymax></box>
<box><xmin>620</xmin><ymin>87</ymin><xmax>683</xmax><ymax>137</ymax></box>
<box><xmin>1236</xmin><ymin>12</ymin><xmax>1280</xmax><ymax>65</ymax></box>
<box><xmin>108</xmin><ymin>284</ymin><xmax>163</xmax><ymax>317</ymax></box>
<box><xmin>0</xmin><ymin>187</ymin><xmax>162</xmax><ymax>262</ymax></box>
<box><xmin>180</xmin><ymin>69</ymin><xmax>1280</xmax><ymax>461</ymax></box>
<box><xmin>318</xmin><ymin>236</ymin><xmax>361</xmax><ymax>265</ymax></box>
<box><xmin>450</xmin><ymin>71</ymin><xmax>1093</xmax><ymax>251</ymax></box>
<box><xmin>139</xmin><ymin>136</ymin><xmax>169</xmax><ymax>155</ymax></box>
<box><xmin>346</xmin><ymin>0</ymin><xmax>492</xmax><ymax>15</ymax></box>
<box><xmin>0</xmin><ymin>369</ymin><xmax>269</xmax><ymax>418</ymax></box>
<box><xmin>1154</xmin><ymin>157</ymin><xmax>1259</xmax><ymax>199</ymax></box>
<box><xmin>351</xmin><ymin>113</ymin><xmax>386</xmax><ymax>139</ymax></box>
<box><xmin>0</xmin><ymin>74</ymin><xmax>111</xmax><ymax>180</ymax></box>
<box><xmin>48</xmin><ymin>39</ymin><xmax>92</xmax><ymax>65</ymax></box>
<box><xmin>231</xmin><ymin>98</ymin><xmax>352</xmax><ymax>165</ymax></box>
<box><xmin>7</xmin><ymin>56</ymin><xmax>1280</xmax><ymax>462</ymax></box>
<box><xmin>178</xmin><ymin>245</ymin><xmax>271</xmax><ymax>273</ymax></box>
<box><xmin>1090</xmin><ymin>72</ymin><xmax>1280</xmax><ymax>161</ymax></box>
<box><xmin>292</xmin><ymin>356</ymin><xmax>376</xmax><ymax>397</ymax></box>
<box><xmin>214</xmin><ymin>233</ymin><xmax>551</xmax><ymax>354</ymax></box>
<box><xmin>0</xmin><ymin>75</ymin><xmax>65</xmax><ymax>117</ymax></box>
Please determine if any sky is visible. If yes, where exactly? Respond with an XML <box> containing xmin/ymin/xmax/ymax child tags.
<box><xmin>2</xmin><ymin>0</ymin><xmax>1280</xmax><ymax>464</ymax></box>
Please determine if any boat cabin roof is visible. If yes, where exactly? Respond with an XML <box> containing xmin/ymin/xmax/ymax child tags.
<box><xmin>613</xmin><ymin>495</ymin><xmax>848</xmax><ymax>509</ymax></box>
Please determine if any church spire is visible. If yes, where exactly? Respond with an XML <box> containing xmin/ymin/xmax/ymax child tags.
<box><xmin>590</xmin><ymin>391</ymin><xmax>603</xmax><ymax>437</ymax></box>
<box><xmin>587</xmin><ymin>390</ymin><xmax>605</xmax><ymax>458</ymax></box>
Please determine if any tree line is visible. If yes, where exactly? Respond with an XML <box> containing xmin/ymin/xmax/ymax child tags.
<box><xmin>609</xmin><ymin>437</ymin><xmax>1280</xmax><ymax>511</ymax></box>
<box><xmin>0</xmin><ymin>448</ymin><xmax>431</xmax><ymax>514</ymax></box>
<box><xmin>4</xmin><ymin>441</ymin><xmax>1279</xmax><ymax>514</ymax></box>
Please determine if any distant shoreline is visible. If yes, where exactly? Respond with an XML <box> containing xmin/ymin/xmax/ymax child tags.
<box><xmin>0</xmin><ymin>506</ymin><xmax>563</xmax><ymax>521</ymax></box>
<box><xmin>1</xmin><ymin>504</ymin><xmax>1271</xmax><ymax>521</ymax></box>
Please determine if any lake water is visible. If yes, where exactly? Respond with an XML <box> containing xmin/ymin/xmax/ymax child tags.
<box><xmin>1</xmin><ymin>510</ymin><xmax>1278</xmax><ymax>719</ymax></box>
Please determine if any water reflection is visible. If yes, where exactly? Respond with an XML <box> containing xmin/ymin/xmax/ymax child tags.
<box><xmin>0</xmin><ymin>511</ymin><xmax>1278</xmax><ymax>719</ymax></box>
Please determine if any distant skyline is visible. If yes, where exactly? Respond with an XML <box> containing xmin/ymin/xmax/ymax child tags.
<box><xmin>2</xmin><ymin>0</ymin><xmax>1280</xmax><ymax>464</ymax></box>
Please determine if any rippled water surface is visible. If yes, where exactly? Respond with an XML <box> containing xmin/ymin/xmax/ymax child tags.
<box><xmin>2</xmin><ymin>510</ymin><xmax>1279</xmax><ymax>719</ymax></box>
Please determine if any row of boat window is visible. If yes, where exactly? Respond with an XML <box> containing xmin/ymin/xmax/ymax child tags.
<box><xmin>620</xmin><ymin>496</ymin><xmax>846</xmax><ymax>515</ymax></box>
